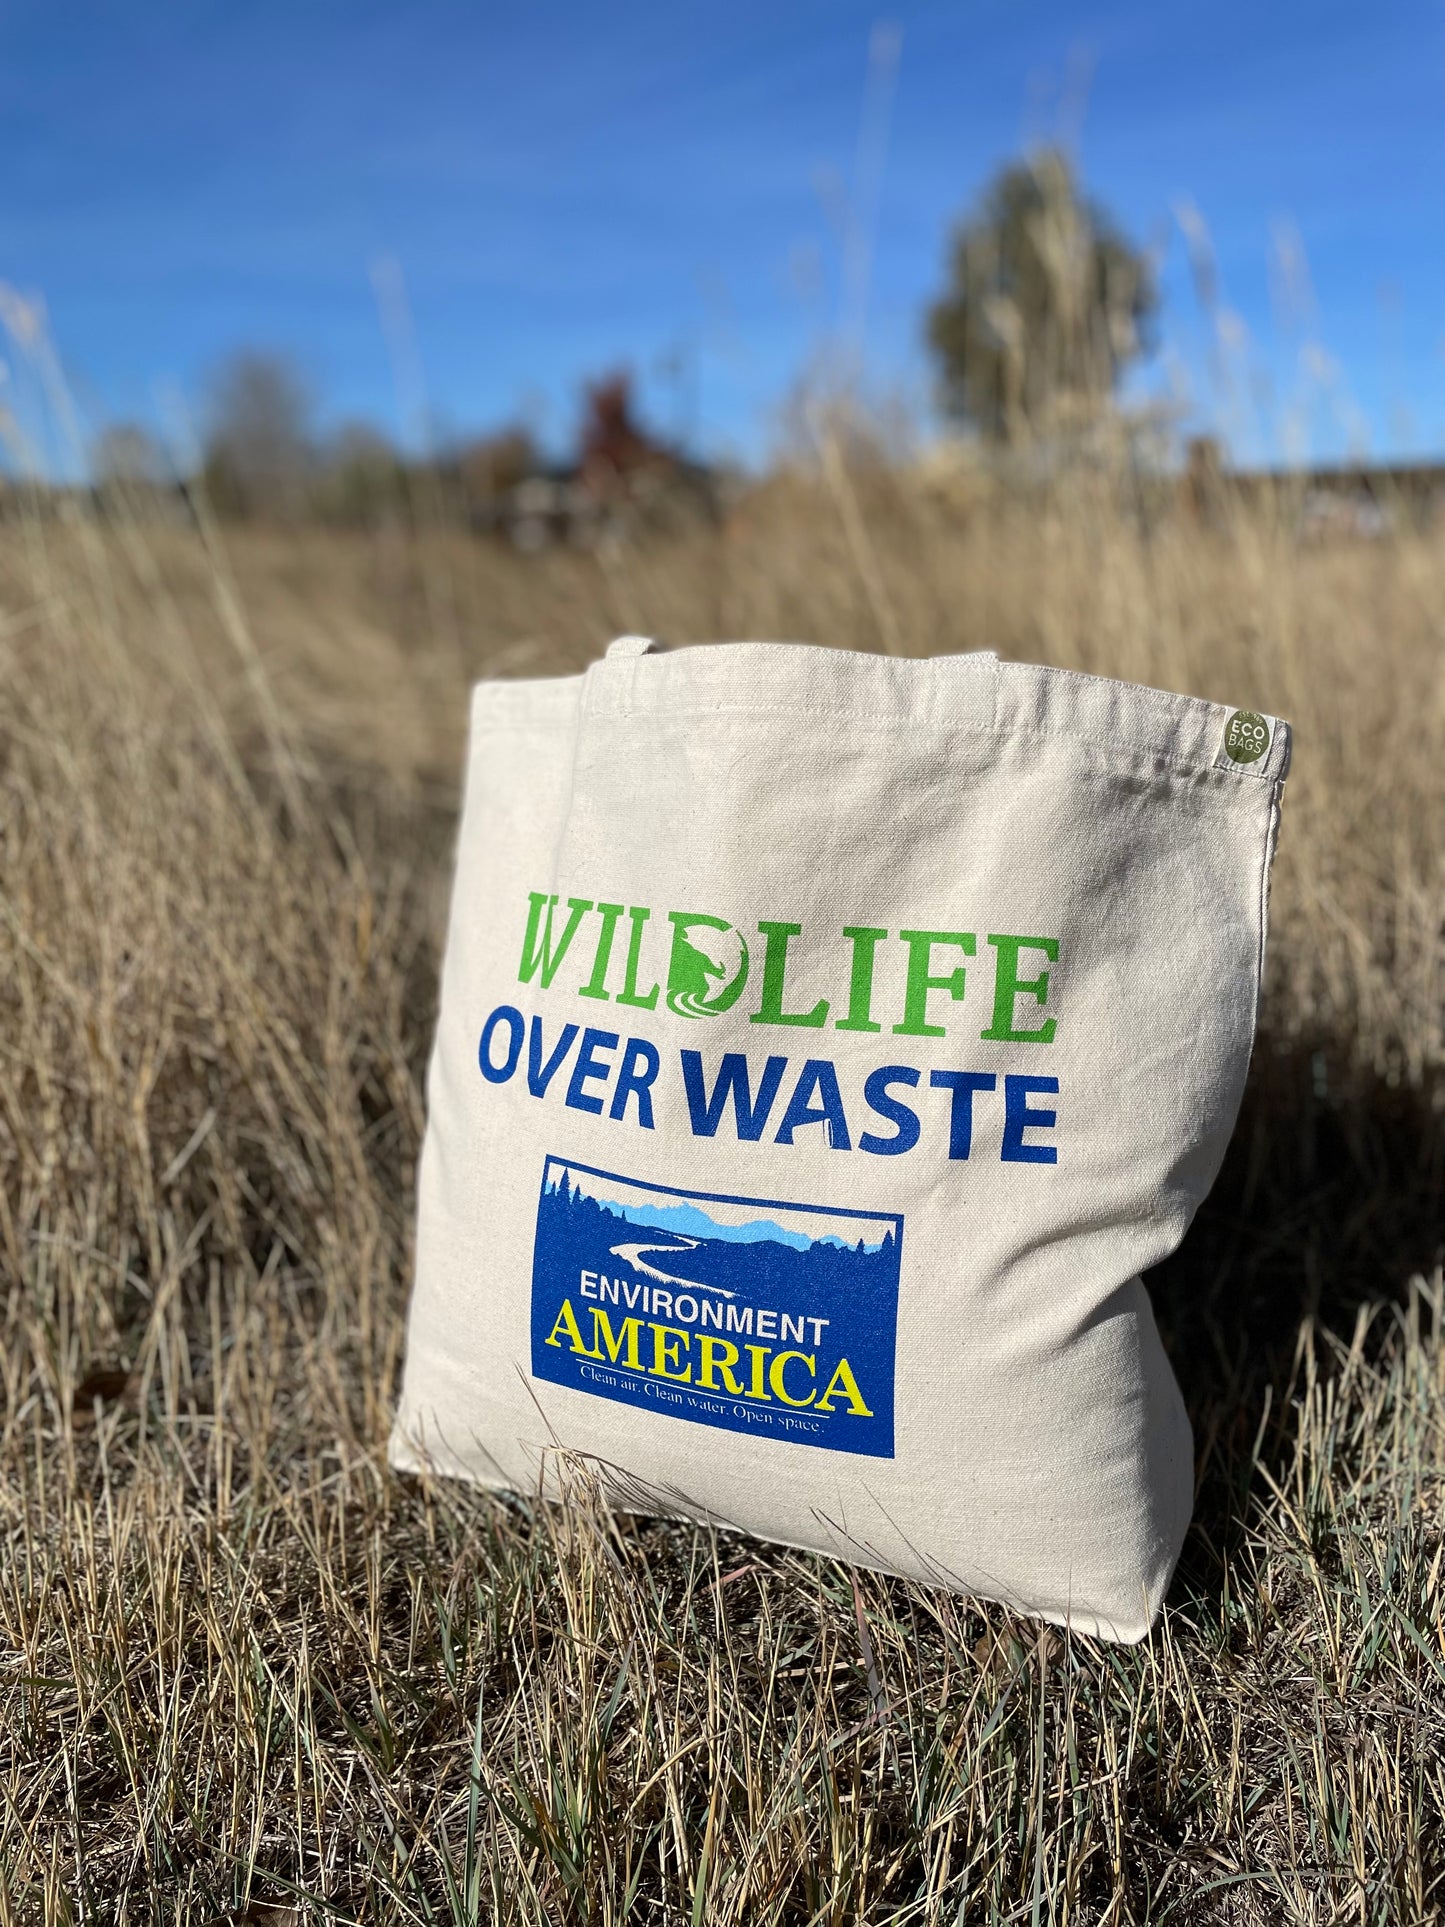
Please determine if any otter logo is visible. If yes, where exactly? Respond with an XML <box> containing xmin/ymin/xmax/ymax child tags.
<box><xmin>666</xmin><ymin>913</ymin><xmax>749</xmax><ymax>1019</ymax></box>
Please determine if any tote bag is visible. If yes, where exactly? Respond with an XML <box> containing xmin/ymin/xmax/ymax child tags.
<box><xmin>391</xmin><ymin>637</ymin><xmax>1290</xmax><ymax>1642</ymax></box>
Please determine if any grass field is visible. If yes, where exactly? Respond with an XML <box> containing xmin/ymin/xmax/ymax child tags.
<box><xmin>0</xmin><ymin>465</ymin><xmax>1441</xmax><ymax>1923</ymax></box>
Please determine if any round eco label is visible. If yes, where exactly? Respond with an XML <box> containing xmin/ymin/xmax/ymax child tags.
<box><xmin>1223</xmin><ymin>710</ymin><xmax>1270</xmax><ymax>765</ymax></box>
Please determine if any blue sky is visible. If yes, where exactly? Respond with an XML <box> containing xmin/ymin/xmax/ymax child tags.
<box><xmin>2</xmin><ymin>0</ymin><xmax>1442</xmax><ymax>468</ymax></box>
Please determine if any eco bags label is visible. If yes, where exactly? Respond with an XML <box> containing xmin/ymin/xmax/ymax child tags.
<box><xmin>530</xmin><ymin>1155</ymin><xmax>902</xmax><ymax>1458</ymax></box>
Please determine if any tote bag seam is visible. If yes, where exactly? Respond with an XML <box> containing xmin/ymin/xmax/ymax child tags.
<box><xmin>1249</xmin><ymin>777</ymin><xmax>1285</xmax><ymax>1049</ymax></box>
<box><xmin>482</xmin><ymin>698</ymin><xmax>1282</xmax><ymax>789</ymax></box>
<box><xmin>472</xmin><ymin>655</ymin><xmax>1285</xmax><ymax>778</ymax></box>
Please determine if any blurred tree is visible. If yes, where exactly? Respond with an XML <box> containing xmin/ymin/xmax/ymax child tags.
<box><xmin>578</xmin><ymin>372</ymin><xmax>670</xmax><ymax>490</ymax></box>
<box><xmin>927</xmin><ymin>148</ymin><xmax>1156</xmax><ymax>444</ymax></box>
<box><xmin>453</xmin><ymin>425</ymin><xmax>538</xmax><ymax>504</ymax></box>
<box><xmin>202</xmin><ymin>352</ymin><xmax>314</xmax><ymax>517</ymax></box>
<box><xmin>313</xmin><ymin>421</ymin><xmax>406</xmax><ymax>525</ymax></box>
<box><xmin>92</xmin><ymin>422</ymin><xmax>168</xmax><ymax>489</ymax></box>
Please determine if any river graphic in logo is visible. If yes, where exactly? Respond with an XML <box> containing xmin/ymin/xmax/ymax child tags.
<box><xmin>665</xmin><ymin>913</ymin><xmax>749</xmax><ymax>1018</ymax></box>
<box><xmin>530</xmin><ymin>1156</ymin><xmax>902</xmax><ymax>1457</ymax></box>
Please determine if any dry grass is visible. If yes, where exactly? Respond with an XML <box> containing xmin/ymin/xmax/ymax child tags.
<box><xmin>0</xmin><ymin>464</ymin><xmax>1442</xmax><ymax>1924</ymax></box>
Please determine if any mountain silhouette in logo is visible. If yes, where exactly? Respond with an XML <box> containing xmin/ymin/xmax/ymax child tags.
<box><xmin>538</xmin><ymin>1172</ymin><xmax>899</xmax><ymax>1305</ymax></box>
<box><xmin>548</xmin><ymin>1182</ymin><xmax>889</xmax><ymax>1254</ymax></box>
<box><xmin>666</xmin><ymin>914</ymin><xmax>749</xmax><ymax>1018</ymax></box>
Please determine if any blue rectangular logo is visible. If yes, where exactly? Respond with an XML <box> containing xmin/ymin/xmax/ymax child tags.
<box><xmin>530</xmin><ymin>1155</ymin><xmax>902</xmax><ymax>1458</ymax></box>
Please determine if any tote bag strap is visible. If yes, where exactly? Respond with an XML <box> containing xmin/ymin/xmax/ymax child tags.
<box><xmin>605</xmin><ymin>634</ymin><xmax>665</xmax><ymax>659</ymax></box>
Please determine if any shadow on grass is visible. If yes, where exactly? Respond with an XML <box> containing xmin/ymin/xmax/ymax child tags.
<box><xmin>1151</xmin><ymin>1029</ymin><xmax>1444</xmax><ymax>1587</ymax></box>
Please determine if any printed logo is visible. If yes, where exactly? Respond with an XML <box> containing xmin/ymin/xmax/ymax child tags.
<box><xmin>530</xmin><ymin>1155</ymin><xmax>902</xmax><ymax>1457</ymax></box>
<box><xmin>666</xmin><ymin>913</ymin><xmax>750</xmax><ymax>1018</ymax></box>
<box><xmin>1223</xmin><ymin>710</ymin><xmax>1270</xmax><ymax>765</ymax></box>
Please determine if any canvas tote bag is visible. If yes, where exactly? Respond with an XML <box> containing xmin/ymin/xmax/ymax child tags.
<box><xmin>391</xmin><ymin>637</ymin><xmax>1290</xmax><ymax>1642</ymax></box>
